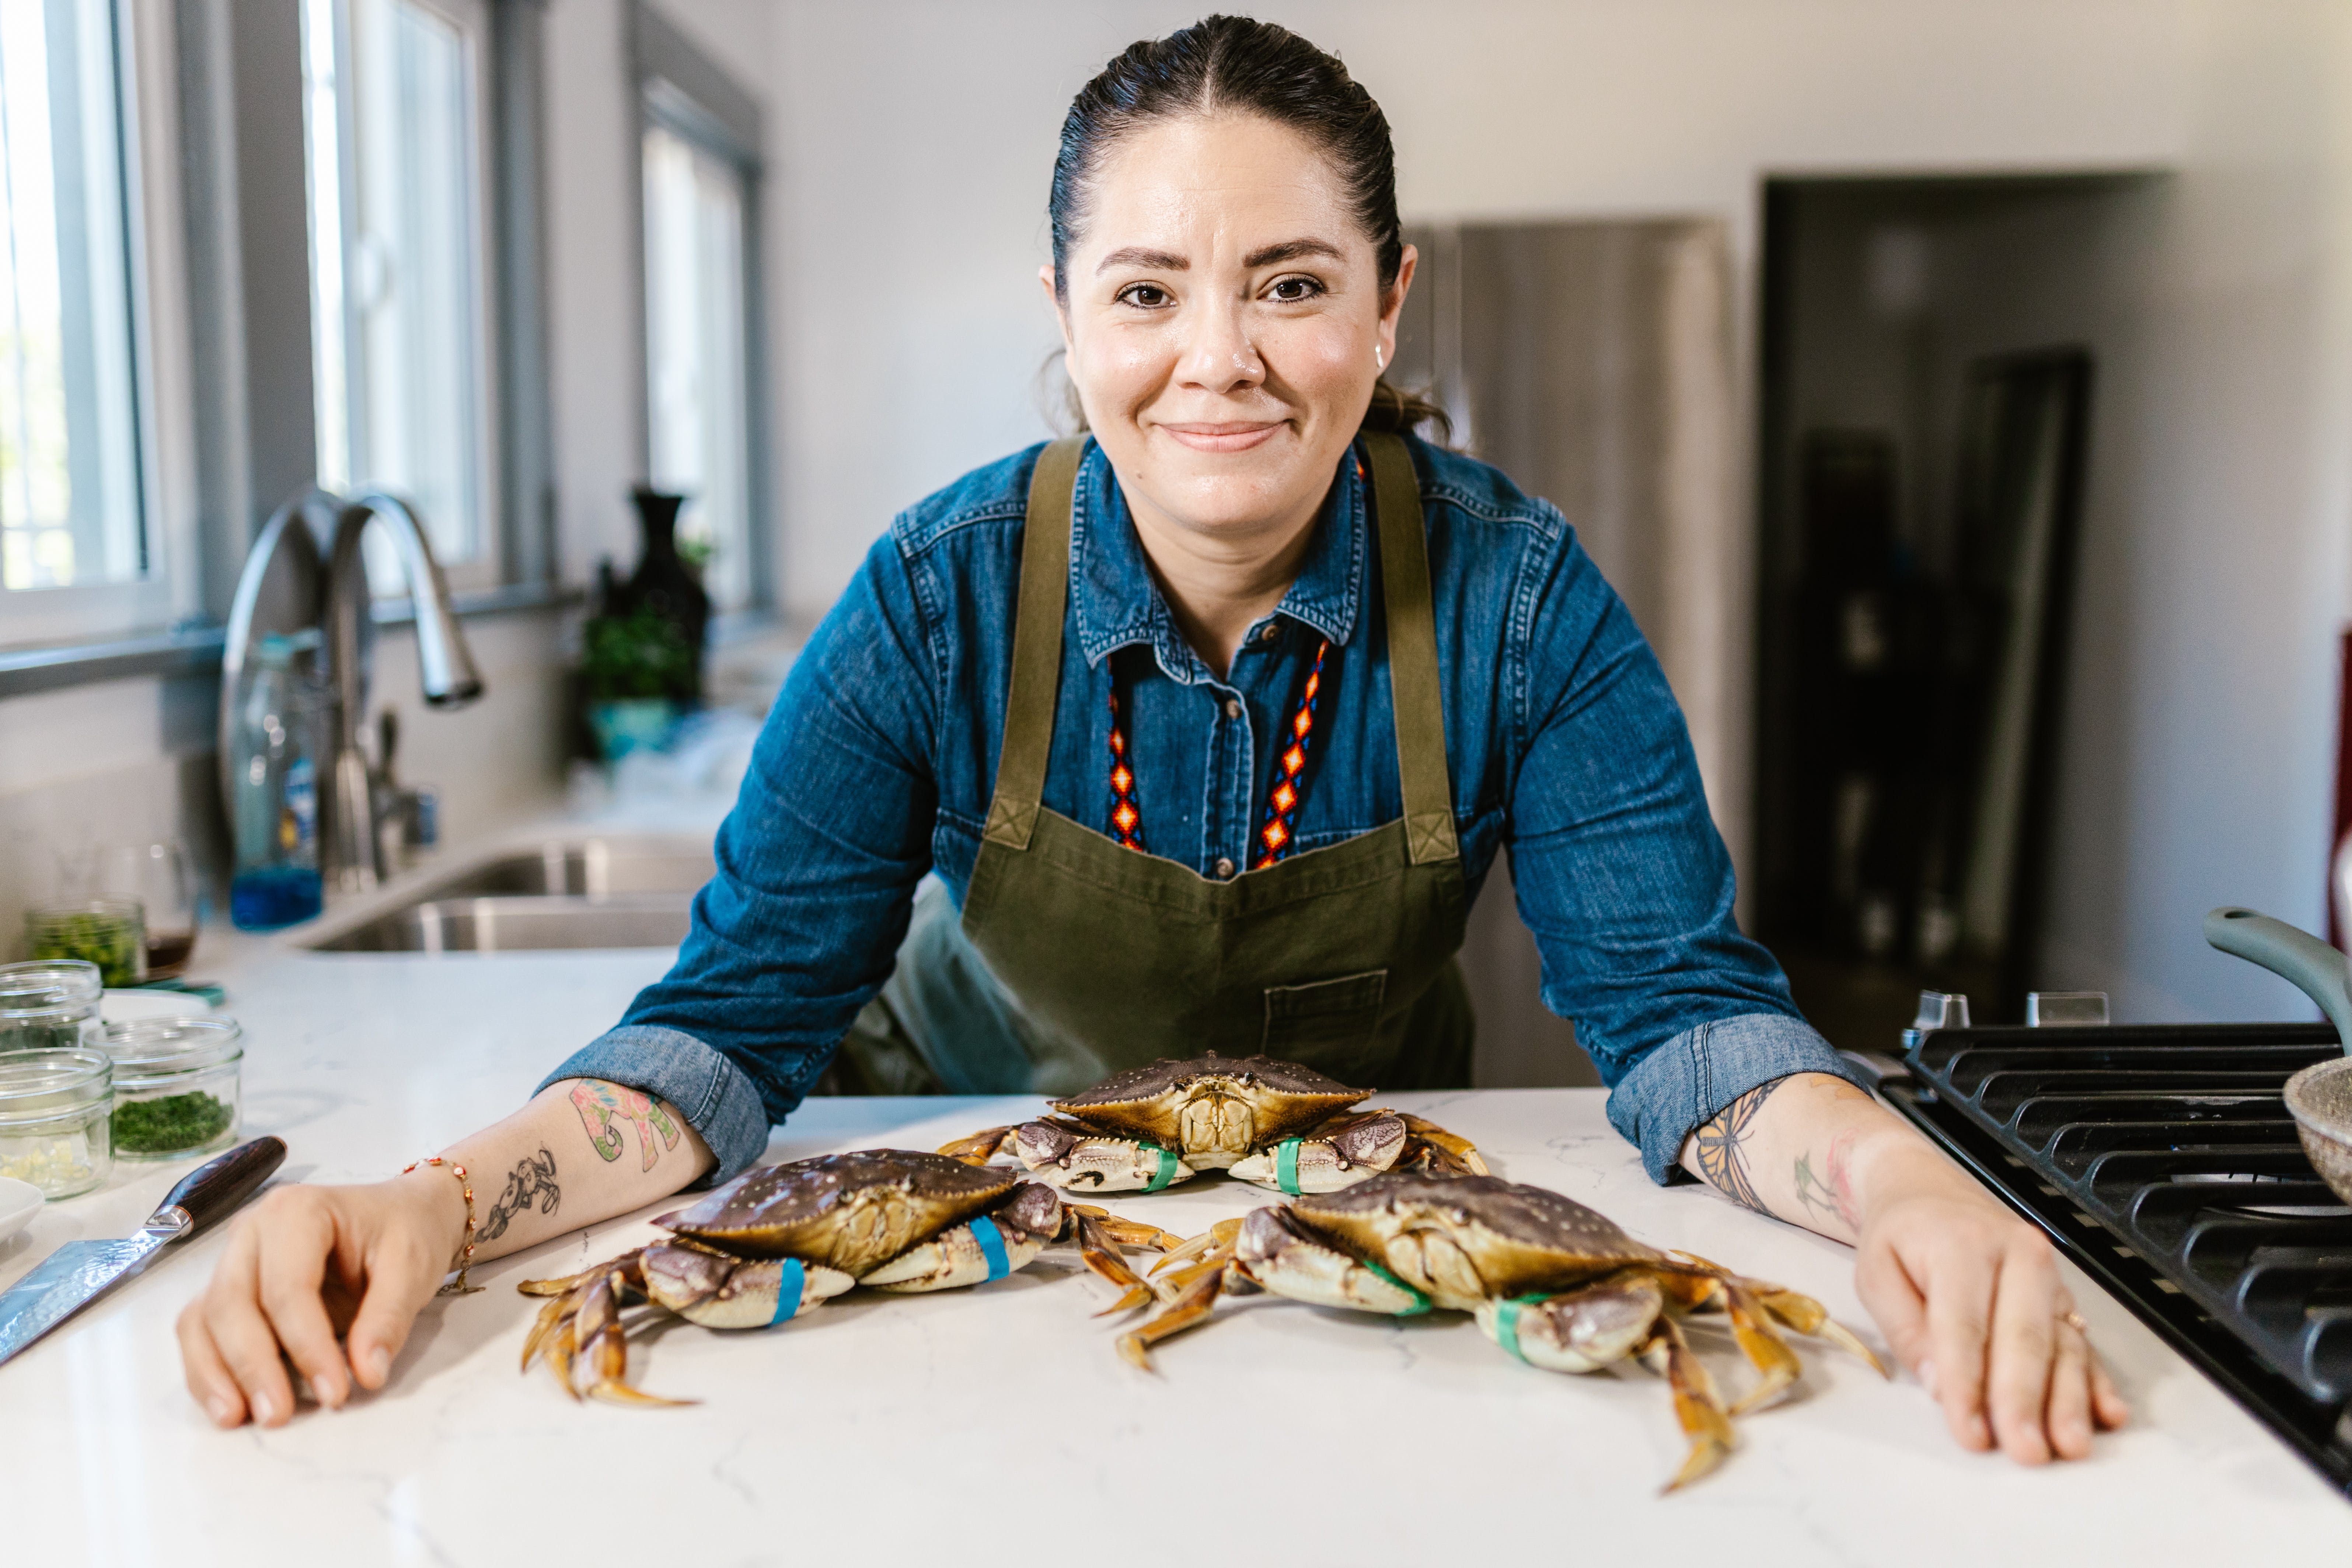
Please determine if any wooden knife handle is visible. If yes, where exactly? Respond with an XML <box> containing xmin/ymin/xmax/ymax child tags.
<box><xmin>158</xmin><ymin>1136</ymin><xmax>288</xmax><ymax>1234</ymax></box>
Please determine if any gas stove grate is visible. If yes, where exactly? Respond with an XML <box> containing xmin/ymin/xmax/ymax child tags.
<box><xmin>1871</xmin><ymin>1020</ymin><xmax>2352</xmax><ymax>1497</ymax></box>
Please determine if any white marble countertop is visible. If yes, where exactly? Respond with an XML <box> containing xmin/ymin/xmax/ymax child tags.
<box><xmin>8</xmin><ymin>838</ymin><xmax>2352</xmax><ymax>1562</ymax></box>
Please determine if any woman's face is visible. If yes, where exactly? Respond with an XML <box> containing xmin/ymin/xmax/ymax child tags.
<box><xmin>1047</xmin><ymin>113</ymin><xmax>1414</xmax><ymax>545</ymax></box>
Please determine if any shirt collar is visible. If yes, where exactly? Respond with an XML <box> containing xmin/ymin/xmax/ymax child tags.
<box><xmin>1068</xmin><ymin>437</ymin><xmax>1367</xmax><ymax>678</ymax></box>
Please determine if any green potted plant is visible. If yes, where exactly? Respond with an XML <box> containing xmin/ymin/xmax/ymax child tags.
<box><xmin>579</xmin><ymin>602</ymin><xmax>697</xmax><ymax>760</ymax></box>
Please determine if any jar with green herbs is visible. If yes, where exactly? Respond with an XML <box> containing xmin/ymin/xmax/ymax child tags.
<box><xmin>0</xmin><ymin>1048</ymin><xmax>112</xmax><ymax>1197</ymax></box>
<box><xmin>26</xmin><ymin>900</ymin><xmax>147</xmax><ymax>987</ymax></box>
<box><xmin>102</xmin><ymin>1017</ymin><xmax>242</xmax><ymax>1160</ymax></box>
<box><xmin>0</xmin><ymin>960</ymin><xmax>104</xmax><ymax>1052</ymax></box>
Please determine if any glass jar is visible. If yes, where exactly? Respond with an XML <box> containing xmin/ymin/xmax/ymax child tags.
<box><xmin>0</xmin><ymin>1048</ymin><xmax>113</xmax><ymax>1198</ymax></box>
<box><xmin>0</xmin><ymin>961</ymin><xmax>105</xmax><ymax>1053</ymax></box>
<box><xmin>103</xmin><ymin>1017</ymin><xmax>242</xmax><ymax>1160</ymax></box>
<box><xmin>26</xmin><ymin>900</ymin><xmax>147</xmax><ymax>987</ymax></box>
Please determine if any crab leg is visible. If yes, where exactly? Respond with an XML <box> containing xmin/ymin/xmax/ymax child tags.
<box><xmin>1713</xmin><ymin>1278</ymin><xmax>1805</xmax><ymax>1415</ymax></box>
<box><xmin>1151</xmin><ymin>1217</ymin><xmax>1245</xmax><ymax>1277</ymax></box>
<box><xmin>1116</xmin><ymin>1261</ymin><xmax>1230</xmax><ymax>1369</ymax></box>
<box><xmin>1062</xmin><ymin>1204</ymin><xmax>1186</xmax><ymax>1254</ymax></box>
<box><xmin>1071</xmin><ymin>1210</ymin><xmax>1163</xmax><ymax>1315</ymax></box>
<box><xmin>1756</xmin><ymin>1287</ymin><xmax>1891</xmax><ymax>1377</ymax></box>
<box><xmin>936</xmin><ymin>1126</ymin><xmax>1019</xmax><ymax>1166</ymax></box>
<box><xmin>1636</xmin><ymin>1315</ymin><xmax>1737</xmax><ymax>1492</ymax></box>
<box><xmin>577</xmin><ymin>1257</ymin><xmax>692</xmax><ymax>1408</ymax></box>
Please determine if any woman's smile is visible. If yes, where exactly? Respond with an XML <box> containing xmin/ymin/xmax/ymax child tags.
<box><xmin>1155</xmin><ymin>419</ymin><xmax>1288</xmax><ymax>454</ymax></box>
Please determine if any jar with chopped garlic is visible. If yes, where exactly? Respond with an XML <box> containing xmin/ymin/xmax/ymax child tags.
<box><xmin>0</xmin><ymin>1048</ymin><xmax>112</xmax><ymax>1198</ymax></box>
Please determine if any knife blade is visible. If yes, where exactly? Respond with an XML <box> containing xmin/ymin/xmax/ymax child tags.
<box><xmin>0</xmin><ymin>1135</ymin><xmax>286</xmax><ymax>1369</ymax></box>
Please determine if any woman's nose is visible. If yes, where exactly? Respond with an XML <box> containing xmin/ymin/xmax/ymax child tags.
<box><xmin>1177</xmin><ymin>301</ymin><xmax>1264</xmax><ymax>394</ymax></box>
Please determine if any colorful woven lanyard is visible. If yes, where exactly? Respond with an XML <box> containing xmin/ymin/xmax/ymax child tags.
<box><xmin>1106</xmin><ymin>638</ymin><xmax>1335</xmax><ymax>866</ymax></box>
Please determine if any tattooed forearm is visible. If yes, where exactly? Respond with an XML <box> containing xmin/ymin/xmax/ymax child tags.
<box><xmin>569</xmin><ymin>1079</ymin><xmax>683</xmax><ymax>1171</ymax></box>
<box><xmin>478</xmin><ymin>1147</ymin><xmax>561</xmax><ymax>1242</ymax></box>
<box><xmin>1792</xmin><ymin>1130</ymin><xmax>1862</xmax><ymax>1232</ymax></box>
<box><xmin>1689</xmin><ymin>1079</ymin><xmax>1789</xmax><ymax>1212</ymax></box>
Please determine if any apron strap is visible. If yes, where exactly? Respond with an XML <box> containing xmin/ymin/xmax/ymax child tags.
<box><xmin>983</xmin><ymin>437</ymin><xmax>1087</xmax><ymax>849</ymax></box>
<box><xmin>985</xmin><ymin>432</ymin><xmax>1456</xmax><ymax>866</ymax></box>
<box><xmin>1365</xmin><ymin>432</ymin><xmax>1459</xmax><ymax>863</ymax></box>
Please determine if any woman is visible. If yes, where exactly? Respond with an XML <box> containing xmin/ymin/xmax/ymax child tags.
<box><xmin>181</xmin><ymin>17</ymin><xmax>2124</xmax><ymax>1465</ymax></box>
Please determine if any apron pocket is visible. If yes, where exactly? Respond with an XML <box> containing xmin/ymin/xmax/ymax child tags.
<box><xmin>1262</xmin><ymin>970</ymin><xmax>1388</xmax><ymax>1056</ymax></box>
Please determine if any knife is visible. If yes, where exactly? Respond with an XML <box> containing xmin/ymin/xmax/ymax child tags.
<box><xmin>0</xmin><ymin>1135</ymin><xmax>286</xmax><ymax>1369</ymax></box>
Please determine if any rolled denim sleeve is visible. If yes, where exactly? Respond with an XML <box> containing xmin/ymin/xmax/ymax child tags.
<box><xmin>539</xmin><ymin>1024</ymin><xmax>774</xmax><ymax>1187</ymax></box>
<box><xmin>1503</xmin><ymin>518</ymin><xmax>1862</xmax><ymax>1183</ymax></box>
<box><xmin>1604</xmin><ymin>1013</ymin><xmax>1860</xmax><ymax>1183</ymax></box>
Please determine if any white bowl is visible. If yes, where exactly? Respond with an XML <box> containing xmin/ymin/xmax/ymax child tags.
<box><xmin>0</xmin><ymin>1177</ymin><xmax>42</xmax><ymax>1242</ymax></box>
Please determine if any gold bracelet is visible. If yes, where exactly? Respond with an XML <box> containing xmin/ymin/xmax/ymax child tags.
<box><xmin>401</xmin><ymin>1155</ymin><xmax>483</xmax><ymax>1296</ymax></box>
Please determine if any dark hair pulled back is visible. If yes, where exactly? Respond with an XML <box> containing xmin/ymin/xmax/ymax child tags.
<box><xmin>1048</xmin><ymin>15</ymin><xmax>1449</xmax><ymax>441</ymax></box>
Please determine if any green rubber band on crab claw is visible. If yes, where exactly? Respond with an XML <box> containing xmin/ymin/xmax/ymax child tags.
<box><xmin>1492</xmin><ymin>1292</ymin><xmax>1552</xmax><ymax>1363</ymax></box>
<box><xmin>769</xmin><ymin>1258</ymin><xmax>807</xmax><ymax>1327</ymax></box>
<box><xmin>1276</xmin><ymin>1138</ymin><xmax>1305</xmax><ymax>1195</ymax></box>
<box><xmin>1142</xmin><ymin>1144</ymin><xmax>1180</xmax><ymax>1192</ymax></box>
<box><xmin>1360</xmin><ymin>1260</ymin><xmax>1433</xmax><ymax>1316</ymax></box>
<box><xmin>970</xmin><ymin>1215</ymin><xmax>1011</xmax><ymax>1281</ymax></box>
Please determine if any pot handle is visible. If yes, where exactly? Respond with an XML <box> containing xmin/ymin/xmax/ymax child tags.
<box><xmin>2204</xmin><ymin>907</ymin><xmax>2352</xmax><ymax>1052</ymax></box>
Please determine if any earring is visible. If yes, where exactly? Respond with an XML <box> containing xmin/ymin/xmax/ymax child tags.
<box><xmin>1375</xmin><ymin>344</ymin><xmax>1385</xmax><ymax>371</ymax></box>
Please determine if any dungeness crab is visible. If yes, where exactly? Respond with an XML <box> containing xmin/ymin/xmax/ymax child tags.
<box><xmin>518</xmin><ymin>1149</ymin><xmax>1180</xmax><ymax>1404</ymax></box>
<box><xmin>1124</xmin><ymin>1171</ymin><xmax>1887</xmax><ymax>1489</ymax></box>
<box><xmin>939</xmin><ymin>1053</ymin><xmax>1486</xmax><ymax>1195</ymax></box>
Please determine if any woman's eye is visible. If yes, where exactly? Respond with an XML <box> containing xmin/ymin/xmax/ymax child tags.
<box><xmin>1118</xmin><ymin>283</ymin><xmax>1172</xmax><ymax>308</ymax></box>
<box><xmin>1266</xmin><ymin>275</ymin><xmax>1325</xmax><ymax>303</ymax></box>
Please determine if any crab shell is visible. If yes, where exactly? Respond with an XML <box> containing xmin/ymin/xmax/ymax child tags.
<box><xmin>1046</xmin><ymin>1052</ymin><xmax>1369</xmax><ymax>1168</ymax></box>
<box><xmin>1269</xmin><ymin>1171</ymin><xmax>1669</xmax><ymax>1311</ymax></box>
<box><xmin>656</xmin><ymin>1149</ymin><xmax>1030</xmax><ymax>1278</ymax></box>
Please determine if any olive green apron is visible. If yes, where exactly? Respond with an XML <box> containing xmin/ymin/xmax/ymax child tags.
<box><xmin>835</xmin><ymin>433</ymin><xmax>1472</xmax><ymax>1096</ymax></box>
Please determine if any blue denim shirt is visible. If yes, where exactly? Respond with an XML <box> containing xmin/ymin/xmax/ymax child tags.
<box><xmin>544</xmin><ymin>436</ymin><xmax>1856</xmax><ymax>1186</ymax></box>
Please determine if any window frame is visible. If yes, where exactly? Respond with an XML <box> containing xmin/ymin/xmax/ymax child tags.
<box><xmin>305</xmin><ymin>0</ymin><xmax>505</xmax><ymax>594</ymax></box>
<box><xmin>631</xmin><ymin>3</ymin><xmax>770</xmax><ymax>618</ymax></box>
<box><xmin>0</xmin><ymin>0</ymin><xmax>202</xmax><ymax>652</ymax></box>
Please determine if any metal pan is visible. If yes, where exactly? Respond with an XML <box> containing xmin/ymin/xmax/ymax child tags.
<box><xmin>2204</xmin><ymin>907</ymin><xmax>2352</xmax><ymax>1203</ymax></box>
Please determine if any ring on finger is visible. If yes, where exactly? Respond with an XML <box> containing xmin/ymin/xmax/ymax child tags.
<box><xmin>2059</xmin><ymin>1308</ymin><xmax>2088</xmax><ymax>1334</ymax></box>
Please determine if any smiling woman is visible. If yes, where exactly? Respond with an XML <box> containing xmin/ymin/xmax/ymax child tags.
<box><xmin>178</xmin><ymin>14</ymin><xmax>2121</xmax><ymax>1474</ymax></box>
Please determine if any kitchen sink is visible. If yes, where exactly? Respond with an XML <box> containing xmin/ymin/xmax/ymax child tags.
<box><xmin>303</xmin><ymin>835</ymin><xmax>713</xmax><ymax>953</ymax></box>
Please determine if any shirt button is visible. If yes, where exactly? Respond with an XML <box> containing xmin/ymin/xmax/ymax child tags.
<box><xmin>1214</xmin><ymin>856</ymin><xmax>1236</xmax><ymax>879</ymax></box>
<box><xmin>1224</xmin><ymin>698</ymin><xmax>1242</xmax><ymax>720</ymax></box>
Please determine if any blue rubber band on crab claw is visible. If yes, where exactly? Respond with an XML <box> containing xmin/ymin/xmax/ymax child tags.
<box><xmin>769</xmin><ymin>1258</ymin><xmax>807</xmax><ymax>1327</ymax></box>
<box><xmin>1276</xmin><ymin>1138</ymin><xmax>1304</xmax><ymax>1195</ymax></box>
<box><xmin>971</xmin><ymin>1216</ymin><xmax>1011</xmax><ymax>1282</ymax></box>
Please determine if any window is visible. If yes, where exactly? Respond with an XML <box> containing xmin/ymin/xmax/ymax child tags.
<box><xmin>302</xmin><ymin>0</ymin><xmax>495</xmax><ymax>586</ymax></box>
<box><xmin>642</xmin><ymin>116</ymin><xmax>754</xmax><ymax>613</ymax></box>
<box><xmin>0</xmin><ymin>0</ymin><xmax>143</xmax><ymax>597</ymax></box>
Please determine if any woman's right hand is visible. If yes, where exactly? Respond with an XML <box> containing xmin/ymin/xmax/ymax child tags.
<box><xmin>175</xmin><ymin>1170</ymin><xmax>463</xmax><ymax>1428</ymax></box>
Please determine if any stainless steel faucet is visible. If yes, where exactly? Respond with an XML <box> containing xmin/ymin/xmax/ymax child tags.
<box><xmin>221</xmin><ymin>489</ymin><xmax>485</xmax><ymax>896</ymax></box>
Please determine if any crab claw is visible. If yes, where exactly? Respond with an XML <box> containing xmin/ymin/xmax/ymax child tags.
<box><xmin>1397</xmin><ymin>1114</ymin><xmax>1490</xmax><ymax>1177</ymax></box>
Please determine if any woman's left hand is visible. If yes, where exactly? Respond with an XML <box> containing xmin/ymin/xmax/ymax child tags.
<box><xmin>1681</xmin><ymin>1071</ymin><xmax>2129</xmax><ymax>1462</ymax></box>
<box><xmin>1849</xmin><ymin>1140</ymin><xmax>2131</xmax><ymax>1461</ymax></box>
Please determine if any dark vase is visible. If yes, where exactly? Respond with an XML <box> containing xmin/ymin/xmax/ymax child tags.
<box><xmin>614</xmin><ymin>486</ymin><xmax>711</xmax><ymax>703</ymax></box>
